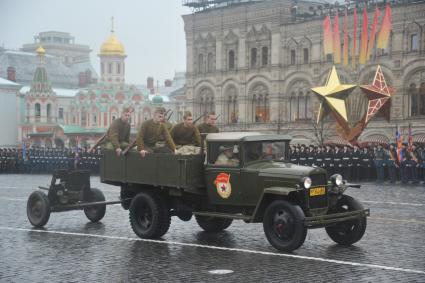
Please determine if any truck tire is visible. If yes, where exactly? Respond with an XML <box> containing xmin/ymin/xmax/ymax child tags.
<box><xmin>84</xmin><ymin>188</ymin><xmax>106</xmax><ymax>223</ymax></box>
<box><xmin>27</xmin><ymin>191</ymin><xmax>51</xmax><ymax>227</ymax></box>
<box><xmin>129</xmin><ymin>192</ymin><xmax>171</xmax><ymax>239</ymax></box>
<box><xmin>325</xmin><ymin>195</ymin><xmax>367</xmax><ymax>246</ymax></box>
<box><xmin>195</xmin><ymin>215</ymin><xmax>233</xmax><ymax>232</ymax></box>
<box><xmin>263</xmin><ymin>200</ymin><xmax>307</xmax><ymax>252</ymax></box>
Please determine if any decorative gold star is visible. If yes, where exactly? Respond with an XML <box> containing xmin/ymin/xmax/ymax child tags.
<box><xmin>312</xmin><ymin>66</ymin><xmax>356</xmax><ymax>124</ymax></box>
<box><xmin>359</xmin><ymin>65</ymin><xmax>395</xmax><ymax>123</ymax></box>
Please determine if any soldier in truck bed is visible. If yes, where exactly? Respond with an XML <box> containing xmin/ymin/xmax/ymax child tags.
<box><xmin>136</xmin><ymin>107</ymin><xmax>176</xmax><ymax>158</ymax></box>
<box><xmin>104</xmin><ymin>106</ymin><xmax>132</xmax><ymax>157</ymax></box>
<box><xmin>197</xmin><ymin>112</ymin><xmax>219</xmax><ymax>134</ymax></box>
<box><xmin>171</xmin><ymin>111</ymin><xmax>202</xmax><ymax>155</ymax></box>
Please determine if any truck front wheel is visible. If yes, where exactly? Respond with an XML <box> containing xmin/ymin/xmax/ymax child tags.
<box><xmin>129</xmin><ymin>192</ymin><xmax>171</xmax><ymax>239</ymax></box>
<box><xmin>195</xmin><ymin>215</ymin><xmax>233</xmax><ymax>232</ymax></box>
<box><xmin>325</xmin><ymin>195</ymin><xmax>367</xmax><ymax>246</ymax></box>
<box><xmin>263</xmin><ymin>200</ymin><xmax>307</xmax><ymax>252</ymax></box>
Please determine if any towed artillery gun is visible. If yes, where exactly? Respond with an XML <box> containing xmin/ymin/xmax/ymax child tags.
<box><xmin>27</xmin><ymin>132</ymin><xmax>369</xmax><ymax>252</ymax></box>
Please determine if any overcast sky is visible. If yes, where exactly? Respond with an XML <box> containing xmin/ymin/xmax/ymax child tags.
<box><xmin>0</xmin><ymin>0</ymin><xmax>192</xmax><ymax>85</ymax></box>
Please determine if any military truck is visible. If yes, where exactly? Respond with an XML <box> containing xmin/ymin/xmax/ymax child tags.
<box><xmin>100</xmin><ymin>132</ymin><xmax>369</xmax><ymax>252</ymax></box>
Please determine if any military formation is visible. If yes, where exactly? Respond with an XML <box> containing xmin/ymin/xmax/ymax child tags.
<box><xmin>289</xmin><ymin>143</ymin><xmax>425</xmax><ymax>184</ymax></box>
<box><xmin>0</xmin><ymin>147</ymin><xmax>102</xmax><ymax>174</ymax></box>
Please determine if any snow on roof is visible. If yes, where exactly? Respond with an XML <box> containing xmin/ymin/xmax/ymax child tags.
<box><xmin>0</xmin><ymin>77</ymin><xmax>20</xmax><ymax>86</ymax></box>
<box><xmin>19</xmin><ymin>85</ymin><xmax>79</xmax><ymax>97</ymax></box>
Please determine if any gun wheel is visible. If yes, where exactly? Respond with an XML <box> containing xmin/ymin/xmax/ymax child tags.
<box><xmin>27</xmin><ymin>191</ymin><xmax>51</xmax><ymax>227</ymax></box>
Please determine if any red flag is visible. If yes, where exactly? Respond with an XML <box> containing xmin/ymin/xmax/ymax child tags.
<box><xmin>343</xmin><ymin>9</ymin><xmax>349</xmax><ymax>66</ymax></box>
<box><xmin>333</xmin><ymin>14</ymin><xmax>341</xmax><ymax>63</ymax></box>
<box><xmin>323</xmin><ymin>15</ymin><xmax>333</xmax><ymax>55</ymax></box>
<box><xmin>377</xmin><ymin>4</ymin><xmax>392</xmax><ymax>49</ymax></box>
<box><xmin>366</xmin><ymin>7</ymin><xmax>380</xmax><ymax>60</ymax></box>
<box><xmin>352</xmin><ymin>8</ymin><xmax>358</xmax><ymax>68</ymax></box>
<box><xmin>359</xmin><ymin>6</ymin><xmax>368</xmax><ymax>65</ymax></box>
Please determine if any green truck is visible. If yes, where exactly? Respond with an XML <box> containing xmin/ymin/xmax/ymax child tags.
<box><xmin>101</xmin><ymin>132</ymin><xmax>369</xmax><ymax>252</ymax></box>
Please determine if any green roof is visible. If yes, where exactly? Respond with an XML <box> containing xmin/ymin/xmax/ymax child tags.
<box><xmin>59</xmin><ymin>125</ymin><xmax>106</xmax><ymax>135</ymax></box>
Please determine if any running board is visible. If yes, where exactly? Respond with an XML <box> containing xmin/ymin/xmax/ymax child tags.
<box><xmin>193</xmin><ymin>211</ymin><xmax>252</xmax><ymax>221</ymax></box>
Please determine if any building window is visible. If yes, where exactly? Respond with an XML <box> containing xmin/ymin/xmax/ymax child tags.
<box><xmin>46</xmin><ymin>104</ymin><xmax>52</xmax><ymax>121</ymax></box>
<box><xmin>198</xmin><ymin>53</ymin><xmax>204</xmax><ymax>73</ymax></box>
<box><xmin>117</xmin><ymin>63</ymin><xmax>121</xmax><ymax>74</ymax></box>
<box><xmin>290</xmin><ymin>50</ymin><xmax>296</xmax><ymax>65</ymax></box>
<box><xmin>58</xmin><ymin>108</ymin><xmax>64</xmax><ymax>120</ymax></box>
<box><xmin>101</xmin><ymin>63</ymin><xmax>104</xmax><ymax>75</ymax></box>
<box><xmin>303</xmin><ymin>48</ymin><xmax>309</xmax><ymax>64</ymax></box>
<box><xmin>228</xmin><ymin>50</ymin><xmax>235</xmax><ymax>70</ymax></box>
<box><xmin>250</xmin><ymin>48</ymin><xmax>257</xmax><ymax>67</ymax></box>
<box><xmin>35</xmin><ymin>103</ymin><xmax>41</xmax><ymax>122</ymax></box>
<box><xmin>225</xmin><ymin>86</ymin><xmax>238</xmax><ymax>124</ymax></box>
<box><xmin>108</xmin><ymin>63</ymin><xmax>112</xmax><ymax>74</ymax></box>
<box><xmin>207</xmin><ymin>52</ymin><xmax>214</xmax><ymax>73</ymax></box>
<box><xmin>326</xmin><ymin>54</ymin><xmax>333</xmax><ymax>62</ymax></box>
<box><xmin>81</xmin><ymin>111</ymin><xmax>87</xmax><ymax>127</ymax></box>
<box><xmin>251</xmin><ymin>84</ymin><xmax>269</xmax><ymax>123</ymax></box>
<box><xmin>410</xmin><ymin>83</ymin><xmax>425</xmax><ymax>116</ymax></box>
<box><xmin>261</xmin><ymin>47</ymin><xmax>268</xmax><ymax>66</ymax></box>
<box><xmin>93</xmin><ymin>114</ymin><xmax>97</xmax><ymax>125</ymax></box>
<box><xmin>198</xmin><ymin>88</ymin><xmax>215</xmax><ymax>115</ymax></box>
<box><xmin>411</xmin><ymin>34</ymin><xmax>419</xmax><ymax>51</ymax></box>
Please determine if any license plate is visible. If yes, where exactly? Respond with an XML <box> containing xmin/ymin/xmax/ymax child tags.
<box><xmin>310</xmin><ymin>187</ymin><xmax>326</xmax><ymax>197</ymax></box>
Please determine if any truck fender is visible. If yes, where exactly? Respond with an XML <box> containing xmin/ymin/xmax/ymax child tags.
<box><xmin>251</xmin><ymin>187</ymin><xmax>299</xmax><ymax>223</ymax></box>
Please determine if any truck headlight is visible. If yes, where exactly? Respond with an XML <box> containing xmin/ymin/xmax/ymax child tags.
<box><xmin>302</xmin><ymin>177</ymin><xmax>312</xmax><ymax>189</ymax></box>
<box><xmin>330</xmin><ymin>174</ymin><xmax>343</xmax><ymax>186</ymax></box>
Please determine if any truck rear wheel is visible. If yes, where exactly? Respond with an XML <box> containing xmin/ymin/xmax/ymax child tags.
<box><xmin>129</xmin><ymin>192</ymin><xmax>171</xmax><ymax>239</ymax></box>
<box><xmin>84</xmin><ymin>188</ymin><xmax>106</xmax><ymax>223</ymax></box>
<box><xmin>27</xmin><ymin>191</ymin><xmax>51</xmax><ymax>227</ymax></box>
<box><xmin>263</xmin><ymin>200</ymin><xmax>307</xmax><ymax>252</ymax></box>
<box><xmin>195</xmin><ymin>215</ymin><xmax>233</xmax><ymax>232</ymax></box>
<box><xmin>325</xmin><ymin>195</ymin><xmax>367</xmax><ymax>246</ymax></box>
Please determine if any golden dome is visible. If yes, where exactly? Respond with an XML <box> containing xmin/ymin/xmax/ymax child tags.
<box><xmin>36</xmin><ymin>45</ymin><xmax>45</xmax><ymax>55</ymax></box>
<box><xmin>99</xmin><ymin>32</ymin><xmax>125</xmax><ymax>56</ymax></box>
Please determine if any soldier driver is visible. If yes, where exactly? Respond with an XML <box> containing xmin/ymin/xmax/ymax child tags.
<box><xmin>104</xmin><ymin>106</ymin><xmax>132</xmax><ymax>157</ymax></box>
<box><xmin>136</xmin><ymin>107</ymin><xmax>176</xmax><ymax>158</ymax></box>
<box><xmin>215</xmin><ymin>145</ymin><xmax>239</xmax><ymax>166</ymax></box>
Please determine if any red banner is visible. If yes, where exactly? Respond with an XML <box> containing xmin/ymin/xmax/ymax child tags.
<box><xmin>366</xmin><ymin>7</ymin><xmax>380</xmax><ymax>60</ymax></box>
<box><xmin>352</xmin><ymin>8</ymin><xmax>358</xmax><ymax>68</ymax></box>
<box><xmin>359</xmin><ymin>7</ymin><xmax>368</xmax><ymax>64</ymax></box>
<box><xmin>343</xmin><ymin>9</ymin><xmax>348</xmax><ymax>66</ymax></box>
<box><xmin>333</xmin><ymin>14</ymin><xmax>341</xmax><ymax>64</ymax></box>
<box><xmin>323</xmin><ymin>15</ymin><xmax>333</xmax><ymax>55</ymax></box>
<box><xmin>377</xmin><ymin>4</ymin><xmax>392</xmax><ymax>49</ymax></box>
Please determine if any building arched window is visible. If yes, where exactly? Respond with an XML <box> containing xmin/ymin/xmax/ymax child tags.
<box><xmin>251</xmin><ymin>84</ymin><xmax>269</xmax><ymax>123</ymax></box>
<box><xmin>46</xmin><ymin>103</ymin><xmax>52</xmax><ymax>122</ymax></box>
<box><xmin>261</xmin><ymin>46</ymin><xmax>268</xmax><ymax>66</ymax></box>
<box><xmin>207</xmin><ymin>52</ymin><xmax>214</xmax><ymax>72</ymax></box>
<box><xmin>35</xmin><ymin>103</ymin><xmax>41</xmax><ymax>122</ymax></box>
<box><xmin>117</xmin><ymin>63</ymin><xmax>121</xmax><ymax>74</ymax></box>
<box><xmin>409</xmin><ymin>83</ymin><xmax>425</xmax><ymax>117</ymax></box>
<box><xmin>198</xmin><ymin>53</ymin><xmax>204</xmax><ymax>73</ymax></box>
<box><xmin>250</xmin><ymin>48</ymin><xmax>257</xmax><ymax>68</ymax></box>
<box><xmin>198</xmin><ymin>87</ymin><xmax>215</xmax><ymax>115</ymax></box>
<box><xmin>108</xmin><ymin>63</ymin><xmax>112</xmax><ymax>74</ymax></box>
<box><xmin>225</xmin><ymin>86</ymin><xmax>238</xmax><ymax>124</ymax></box>
<box><xmin>101</xmin><ymin>62</ymin><xmax>105</xmax><ymax>75</ymax></box>
<box><xmin>288</xmin><ymin>81</ymin><xmax>312</xmax><ymax>121</ymax></box>
<box><xmin>228</xmin><ymin>50</ymin><xmax>235</xmax><ymax>70</ymax></box>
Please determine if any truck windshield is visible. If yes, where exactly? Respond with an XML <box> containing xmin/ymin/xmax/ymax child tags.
<box><xmin>245</xmin><ymin>141</ymin><xmax>287</xmax><ymax>163</ymax></box>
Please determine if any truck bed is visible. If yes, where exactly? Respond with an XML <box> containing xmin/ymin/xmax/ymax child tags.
<box><xmin>100</xmin><ymin>150</ymin><xmax>205</xmax><ymax>193</ymax></box>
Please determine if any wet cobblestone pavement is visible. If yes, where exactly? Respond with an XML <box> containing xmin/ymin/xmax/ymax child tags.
<box><xmin>1</xmin><ymin>174</ymin><xmax>424</xmax><ymax>282</ymax></box>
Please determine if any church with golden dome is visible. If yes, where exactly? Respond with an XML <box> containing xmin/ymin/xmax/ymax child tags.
<box><xmin>13</xmin><ymin>21</ymin><xmax>177</xmax><ymax>148</ymax></box>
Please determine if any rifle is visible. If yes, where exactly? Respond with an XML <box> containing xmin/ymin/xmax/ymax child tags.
<box><xmin>167</xmin><ymin>111</ymin><xmax>173</xmax><ymax>121</ymax></box>
<box><xmin>193</xmin><ymin>113</ymin><xmax>206</xmax><ymax>124</ymax></box>
<box><xmin>122</xmin><ymin>140</ymin><xmax>137</xmax><ymax>155</ymax></box>
<box><xmin>88</xmin><ymin>134</ymin><xmax>107</xmax><ymax>153</ymax></box>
